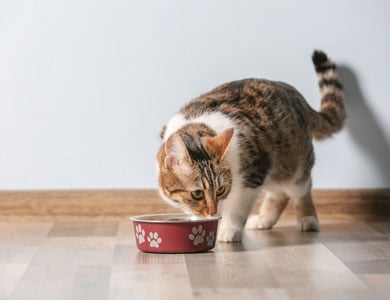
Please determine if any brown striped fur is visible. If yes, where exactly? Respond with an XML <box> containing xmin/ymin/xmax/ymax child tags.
<box><xmin>156</xmin><ymin>51</ymin><xmax>345</xmax><ymax>242</ymax></box>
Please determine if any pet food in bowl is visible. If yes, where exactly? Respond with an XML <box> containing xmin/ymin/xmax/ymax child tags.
<box><xmin>130</xmin><ymin>213</ymin><xmax>220</xmax><ymax>253</ymax></box>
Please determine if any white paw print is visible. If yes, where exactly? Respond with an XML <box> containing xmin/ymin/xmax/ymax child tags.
<box><xmin>206</xmin><ymin>231</ymin><xmax>215</xmax><ymax>247</ymax></box>
<box><xmin>147</xmin><ymin>232</ymin><xmax>162</xmax><ymax>248</ymax></box>
<box><xmin>135</xmin><ymin>224</ymin><xmax>145</xmax><ymax>244</ymax></box>
<box><xmin>188</xmin><ymin>225</ymin><xmax>206</xmax><ymax>246</ymax></box>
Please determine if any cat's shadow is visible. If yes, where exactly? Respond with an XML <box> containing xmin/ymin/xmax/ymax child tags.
<box><xmin>337</xmin><ymin>65</ymin><xmax>390</xmax><ymax>187</ymax></box>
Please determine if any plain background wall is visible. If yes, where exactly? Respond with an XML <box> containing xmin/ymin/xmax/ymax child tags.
<box><xmin>0</xmin><ymin>0</ymin><xmax>389</xmax><ymax>190</ymax></box>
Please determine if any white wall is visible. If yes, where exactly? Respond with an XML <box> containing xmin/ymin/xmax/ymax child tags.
<box><xmin>0</xmin><ymin>0</ymin><xmax>389</xmax><ymax>189</ymax></box>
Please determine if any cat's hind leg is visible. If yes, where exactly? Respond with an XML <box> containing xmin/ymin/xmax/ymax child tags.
<box><xmin>289</xmin><ymin>180</ymin><xmax>320</xmax><ymax>231</ymax></box>
<box><xmin>245</xmin><ymin>191</ymin><xmax>289</xmax><ymax>230</ymax></box>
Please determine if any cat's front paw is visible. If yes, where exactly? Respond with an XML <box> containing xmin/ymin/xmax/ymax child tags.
<box><xmin>245</xmin><ymin>214</ymin><xmax>275</xmax><ymax>230</ymax></box>
<box><xmin>217</xmin><ymin>225</ymin><xmax>242</xmax><ymax>242</ymax></box>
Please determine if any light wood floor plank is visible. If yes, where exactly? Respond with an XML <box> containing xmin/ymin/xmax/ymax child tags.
<box><xmin>318</xmin><ymin>222</ymin><xmax>390</xmax><ymax>280</ymax></box>
<box><xmin>0</xmin><ymin>264</ymin><xmax>29</xmax><ymax>299</ymax></box>
<box><xmin>1</xmin><ymin>220</ymin><xmax>389</xmax><ymax>300</ymax></box>
<box><xmin>0</xmin><ymin>222</ymin><xmax>53</xmax><ymax>299</ymax></box>
<box><xmin>0</xmin><ymin>222</ymin><xmax>53</xmax><ymax>247</ymax></box>
<box><xmin>30</xmin><ymin>237</ymin><xmax>117</xmax><ymax>266</ymax></box>
<box><xmin>9</xmin><ymin>263</ymin><xmax>79</xmax><ymax>300</ymax></box>
<box><xmin>360</xmin><ymin>274</ymin><xmax>390</xmax><ymax>298</ymax></box>
<box><xmin>192</xmin><ymin>288</ymin><xmax>289</xmax><ymax>300</ymax></box>
<box><xmin>48</xmin><ymin>222</ymin><xmax>118</xmax><ymax>237</ymax></box>
<box><xmin>108</xmin><ymin>262</ymin><xmax>193</xmax><ymax>300</ymax></box>
<box><xmin>347</xmin><ymin>259</ymin><xmax>390</xmax><ymax>274</ymax></box>
<box><xmin>185</xmin><ymin>251</ymin><xmax>279</xmax><ymax>289</ymax></box>
<box><xmin>366</xmin><ymin>221</ymin><xmax>390</xmax><ymax>239</ymax></box>
<box><xmin>71</xmin><ymin>266</ymin><xmax>111</xmax><ymax>300</ymax></box>
<box><xmin>259</xmin><ymin>243</ymin><xmax>374</xmax><ymax>300</ymax></box>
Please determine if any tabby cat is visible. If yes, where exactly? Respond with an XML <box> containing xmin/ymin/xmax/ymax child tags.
<box><xmin>156</xmin><ymin>51</ymin><xmax>345</xmax><ymax>242</ymax></box>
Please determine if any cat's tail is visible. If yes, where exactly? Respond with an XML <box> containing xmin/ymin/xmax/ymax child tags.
<box><xmin>311</xmin><ymin>50</ymin><xmax>346</xmax><ymax>140</ymax></box>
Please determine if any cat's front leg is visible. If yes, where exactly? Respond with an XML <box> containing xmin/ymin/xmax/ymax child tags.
<box><xmin>218</xmin><ymin>218</ymin><xmax>244</xmax><ymax>242</ymax></box>
<box><xmin>217</xmin><ymin>187</ymin><xmax>260</xmax><ymax>242</ymax></box>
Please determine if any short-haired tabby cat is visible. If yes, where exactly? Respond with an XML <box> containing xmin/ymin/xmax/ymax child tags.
<box><xmin>156</xmin><ymin>51</ymin><xmax>345</xmax><ymax>242</ymax></box>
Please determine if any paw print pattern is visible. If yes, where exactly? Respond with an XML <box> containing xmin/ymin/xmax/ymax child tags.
<box><xmin>188</xmin><ymin>225</ymin><xmax>206</xmax><ymax>246</ymax></box>
<box><xmin>135</xmin><ymin>224</ymin><xmax>146</xmax><ymax>244</ymax></box>
<box><xmin>206</xmin><ymin>231</ymin><xmax>215</xmax><ymax>247</ymax></box>
<box><xmin>147</xmin><ymin>232</ymin><xmax>162</xmax><ymax>248</ymax></box>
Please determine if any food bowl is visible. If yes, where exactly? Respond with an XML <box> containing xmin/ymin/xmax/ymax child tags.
<box><xmin>130</xmin><ymin>213</ymin><xmax>221</xmax><ymax>253</ymax></box>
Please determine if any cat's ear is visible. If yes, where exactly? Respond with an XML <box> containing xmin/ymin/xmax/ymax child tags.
<box><xmin>164</xmin><ymin>133</ymin><xmax>191</xmax><ymax>170</ymax></box>
<box><xmin>203</xmin><ymin>128</ymin><xmax>234</xmax><ymax>163</ymax></box>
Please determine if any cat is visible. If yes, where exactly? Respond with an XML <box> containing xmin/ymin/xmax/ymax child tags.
<box><xmin>156</xmin><ymin>51</ymin><xmax>345</xmax><ymax>242</ymax></box>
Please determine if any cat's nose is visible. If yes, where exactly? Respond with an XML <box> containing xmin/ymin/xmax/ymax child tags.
<box><xmin>207</xmin><ymin>206</ymin><xmax>217</xmax><ymax>216</ymax></box>
<box><xmin>205</xmin><ymin>195</ymin><xmax>217</xmax><ymax>216</ymax></box>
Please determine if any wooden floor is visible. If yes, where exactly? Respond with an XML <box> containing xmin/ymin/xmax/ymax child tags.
<box><xmin>1</xmin><ymin>219</ymin><xmax>389</xmax><ymax>300</ymax></box>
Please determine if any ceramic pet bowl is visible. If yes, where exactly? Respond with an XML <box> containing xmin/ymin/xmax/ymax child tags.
<box><xmin>130</xmin><ymin>213</ymin><xmax>221</xmax><ymax>253</ymax></box>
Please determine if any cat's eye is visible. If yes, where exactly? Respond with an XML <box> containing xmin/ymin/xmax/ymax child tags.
<box><xmin>216</xmin><ymin>186</ymin><xmax>225</xmax><ymax>196</ymax></box>
<box><xmin>191</xmin><ymin>190</ymin><xmax>204</xmax><ymax>200</ymax></box>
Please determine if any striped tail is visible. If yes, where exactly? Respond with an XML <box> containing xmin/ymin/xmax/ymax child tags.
<box><xmin>311</xmin><ymin>50</ymin><xmax>346</xmax><ymax>140</ymax></box>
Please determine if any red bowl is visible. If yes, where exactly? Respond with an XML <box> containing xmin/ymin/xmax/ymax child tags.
<box><xmin>130</xmin><ymin>213</ymin><xmax>221</xmax><ymax>253</ymax></box>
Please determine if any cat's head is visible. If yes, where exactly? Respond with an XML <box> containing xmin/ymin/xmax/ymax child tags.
<box><xmin>157</xmin><ymin>127</ymin><xmax>234</xmax><ymax>216</ymax></box>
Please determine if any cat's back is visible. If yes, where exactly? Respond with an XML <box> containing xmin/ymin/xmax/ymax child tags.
<box><xmin>180</xmin><ymin>78</ymin><xmax>311</xmax><ymax>121</ymax></box>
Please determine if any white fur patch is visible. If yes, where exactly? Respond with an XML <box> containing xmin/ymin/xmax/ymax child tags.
<box><xmin>262</xmin><ymin>167</ymin><xmax>311</xmax><ymax>201</ymax></box>
<box><xmin>160</xmin><ymin>112</ymin><xmax>244</xmax><ymax>219</ymax></box>
<box><xmin>163</xmin><ymin>112</ymin><xmax>242</xmax><ymax>198</ymax></box>
<box><xmin>163</xmin><ymin>112</ymin><xmax>237</xmax><ymax>140</ymax></box>
<box><xmin>157</xmin><ymin>186</ymin><xmax>193</xmax><ymax>214</ymax></box>
<box><xmin>163</xmin><ymin>114</ymin><xmax>187</xmax><ymax>142</ymax></box>
<box><xmin>319</xmin><ymin>85</ymin><xmax>338</xmax><ymax>97</ymax></box>
<box><xmin>218</xmin><ymin>186</ymin><xmax>261</xmax><ymax>242</ymax></box>
<box><xmin>317</xmin><ymin>69</ymin><xmax>337</xmax><ymax>81</ymax></box>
